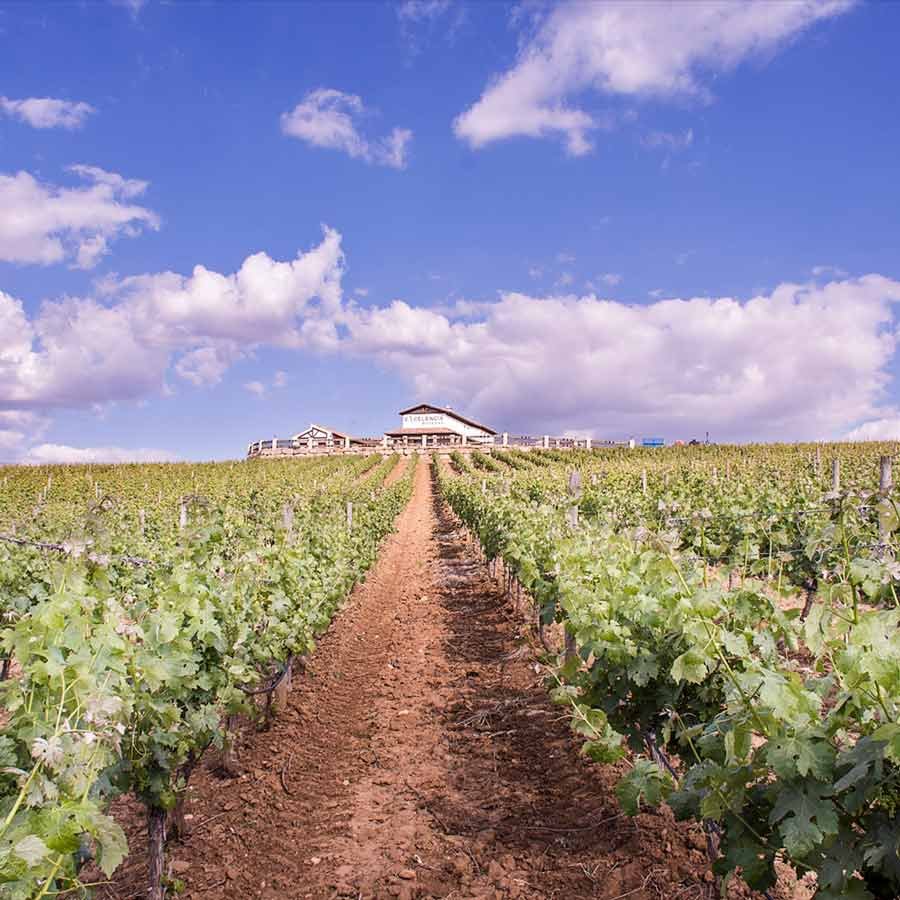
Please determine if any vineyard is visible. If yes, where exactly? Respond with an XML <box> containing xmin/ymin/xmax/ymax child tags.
<box><xmin>0</xmin><ymin>453</ymin><xmax>414</xmax><ymax>899</ymax></box>
<box><xmin>440</xmin><ymin>443</ymin><xmax>900</xmax><ymax>899</ymax></box>
<box><xmin>0</xmin><ymin>443</ymin><xmax>898</xmax><ymax>899</ymax></box>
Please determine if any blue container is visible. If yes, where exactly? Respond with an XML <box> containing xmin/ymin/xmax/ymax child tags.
<box><xmin>641</xmin><ymin>438</ymin><xmax>665</xmax><ymax>447</ymax></box>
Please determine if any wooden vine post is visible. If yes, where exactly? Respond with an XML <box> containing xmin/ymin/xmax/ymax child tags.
<box><xmin>831</xmin><ymin>458</ymin><xmax>841</xmax><ymax>492</ymax></box>
<box><xmin>346</xmin><ymin>501</ymin><xmax>353</xmax><ymax>532</ymax></box>
<box><xmin>880</xmin><ymin>455</ymin><xmax>893</xmax><ymax>493</ymax></box>
<box><xmin>179</xmin><ymin>499</ymin><xmax>188</xmax><ymax>531</ymax></box>
<box><xmin>879</xmin><ymin>455</ymin><xmax>893</xmax><ymax>543</ymax></box>
<box><xmin>641</xmin><ymin>469</ymin><xmax>648</xmax><ymax>496</ymax></box>
<box><xmin>147</xmin><ymin>806</ymin><xmax>167</xmax><ymax>900</ymax></box>
<box><xmin>282</xmin><ymin>502</ymin><xmax>294</xmax><ymax>536</ymax></box>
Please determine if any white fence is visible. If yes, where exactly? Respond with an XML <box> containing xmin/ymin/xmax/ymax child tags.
<box><xmin>246</xmin><ymin>433</ymin><xmax>633</xmax><ymax>458</ymax></box>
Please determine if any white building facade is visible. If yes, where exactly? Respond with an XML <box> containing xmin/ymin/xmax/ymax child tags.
<box><xmin>397</xmin><ymin>404</ymin><xmax>495</xmax><ymax>440</ymax></box>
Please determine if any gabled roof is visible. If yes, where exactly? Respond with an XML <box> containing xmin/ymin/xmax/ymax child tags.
<box><xmin>398</xmin><ymin>403</ymin><xmax>496</xmax><ymax>435</ymax></box>
<box><xmin>293</xmin><ymin>424</ymin><xmax>360</xmax><ymax>441</ymax></box>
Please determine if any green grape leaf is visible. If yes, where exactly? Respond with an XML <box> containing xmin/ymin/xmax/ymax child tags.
<box><xmin>770</xmin><ymin>780</ymin><xmax>839</xmax><ymax>857</ymax></box>
<box><xmin>615</xmin><ymin>759</ymin><xmax>674</xmax><ymax>815</ymax></box>
<box><xmin>670</xmin><ymin>649</ymin><xmax>707</xmax><ymax>684</ymax></box>
<box><xmin>766</xmin><ymin>734</ymin><xmax>835</xmax><ymax>780</ymax></box>
<box><xmin>13</xmin><ymin>835</ymin><xmax>50</xmax><ymax>868</ymax></box>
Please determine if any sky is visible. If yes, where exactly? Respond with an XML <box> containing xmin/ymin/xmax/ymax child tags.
<box><xmin>1</xmin><ymin>0</ymin><xmax>900</xmax><ymax>462</ymax></box>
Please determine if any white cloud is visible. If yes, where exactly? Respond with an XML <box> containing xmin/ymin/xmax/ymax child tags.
<box><xmin>641</xmin><ymin>128</ymin><xmax>694</xmax><ymax>151</ymax></box>
<box><xmin>354</xmin><ymin>287</ymin><xmax>370</xmax><ymax>297</ymax></box>
<box><xmin>557</xmin><ymin>272</ymin><xmax>574</xmax><ymax>287</ymax></box>
<box><xmin>0</xmin><ymin>227</ymin><xmax>343</xmax><ymax>409</ymax></box>
<box><xmin>397</xmin><ymin>0</ymin><xmax>452</xmax><ymax>22</ymax></box>
<box><xmin>528</xmin><ymin>266</ymin><xmax>543</xmax><ymax>279</ymax></box>
<box><xmin>600</xmin><ymin>273</ymin><xmax>623</xmax><ymax>286</ymax></box>
<box><xmin>556</xmin><ymin>252</ymin><xmax>576</xmax><ymax>264</ymax></box>
<box><xmin>0</xmin><ymin>166</ymin><xmax>159</xmax><ymax>268</ymax></box>
<box><xmin>272</xmin><ymin>370</ymin><xmax>288</xmax><ymax>388</ymax></box>
<box><xmin>243</xmin><ymin>380</ymin><xmax>266</xmax><ymax>396</ymax></box>
<box><xmin>0</xmin><ymin>97</ymin><xmax>96</xmax><ymax>130</ymax></box>
<box><xmin>397</xmin><ymin>0</ymin><xmax>465</xmax><ymax>56</ymax></box>
<box><xmin>812</xmin><ymin>264</ymin><xmax>849</xmax><ymax>278</ymax></box>
<box><xmin>338</xmin><ymin>274</ymin><xmax>900</xmax><ymax>441</ymax></box>
<box><xmin>5</xmin><ymin>227</ymin><xmax>900</xmax><ymax>445</ymax></box>
<box><xmin>25</xmin><ymin>443</ymin><xmax>177</xmax><ymax>464</ymax></box>
<box><xmin>843</xmin><ymin>418</ymin><xmax>900</xmax><ymax>442</ymax></box>
<box><xmin>454</xmin><ymin>0</ymin><xmax>854</xmax><ymax>154</ymax></box>
<box><xmin>281</xmin><ymin>89</ymin><xmax>412</xmax><ymax>169</ymax></box>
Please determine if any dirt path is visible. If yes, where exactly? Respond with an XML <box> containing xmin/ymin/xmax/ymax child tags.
<box><xmin>105</xmin><ymin>459</ymin><xmax>717</xmax><ymax>900</ymax></box>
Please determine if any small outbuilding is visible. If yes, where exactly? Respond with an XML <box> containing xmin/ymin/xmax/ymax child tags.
<box><xmin>293</xmin><ymin>424</ymin><xmax>369</xmax><ymax>448</ymax></box>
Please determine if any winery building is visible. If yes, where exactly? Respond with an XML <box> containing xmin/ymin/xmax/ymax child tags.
<box><xmin>384</xmin><ymin>404</ymin><xmax>496</xmax><ymax>447</ymax></box>
<box><xmin>246</xmin><ymin>402</ymin><xmax>620</xmax><ymax>457</ymax></box>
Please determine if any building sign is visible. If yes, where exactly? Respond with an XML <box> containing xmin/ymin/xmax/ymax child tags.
<box><xmin>404</xmin><ymin>414</ymin><xmax>445</xmax><ymax>427</ymax></box>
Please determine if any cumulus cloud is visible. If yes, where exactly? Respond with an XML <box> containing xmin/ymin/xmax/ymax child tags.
<box><xmin>0</xmin><ymin>228</ymin><xmax>343</xmax><ymax>409</ymax></box>
<box><xmin>281</xmin><ymin>89</ymin><xmax>412</xmax><ymax>169</ymax></box>
<box><xmin>25</xmin><ymin>444</ymin><xmax>178</xmax><ymax>464</ymax></box>
<box><xmin>454</xmin><ymin>0</ymin><xmax>854</xmax><ymax>154</ymax></box>
<box><xmin>0</xmin><ymin>96</ymin><xmax>96</xmax><ymax>130</ymax></box>
<box><xmin>0</xmin><ymin>166</ymin><xmax>159</xmax><ymax>268</ymax></box>
<box><xmin>4</xmin><ymin>227</ymin><xmax>900</xmax><ymax>444</ymax></box>
<box><xmin>338</xmin><ymin>275</ymin><xmax>900</xmax><ymax>441</ymax></box>
<box><xmin>843</xmin><ymin>418</ymin><xmax>900</xmax><ymax>442</ymax></box>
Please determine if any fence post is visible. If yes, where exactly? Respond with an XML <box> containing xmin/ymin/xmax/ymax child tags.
<box><xmin>879</xmin><ymin>456</ymin><xmax>893</xmax><ymax>542</ymax></box>
<box><xmin>566</xmin><ymin>470</ymin><xmax>581</xmax><ymax>528</ymax></box>
<box><xmin>831</xmin><ymin>458</ymin><xmax>840</xmax><ymax>492</ymax></box>
<box><xmin>879</xmin><ymin>455</ymin><xmax>893</xmax><ymax>492</ymax></box>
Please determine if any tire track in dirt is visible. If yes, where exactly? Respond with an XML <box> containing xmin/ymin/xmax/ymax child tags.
<box><xmin>104</xmin><ymin>458</ymin><xmax>716</xmax><ymax>900</ymax></box>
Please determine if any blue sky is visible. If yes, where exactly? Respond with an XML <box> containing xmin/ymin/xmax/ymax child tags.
<box><xmin>1</xmin><ymin>0</ymin><xmax>899</xmax><ymax>461</ymax></box>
